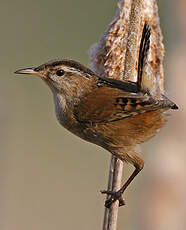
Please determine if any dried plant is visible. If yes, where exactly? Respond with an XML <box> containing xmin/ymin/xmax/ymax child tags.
<box><xmin>90</xmin><ymin>0</ymin><xmax>165</xmax><ymax>229</ymax></box>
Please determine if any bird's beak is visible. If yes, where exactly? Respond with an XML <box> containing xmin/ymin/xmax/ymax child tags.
<box><xmin>15</xmin><ymin>67</ymin><xmax>37</xmax><ymax>75</ymax></box>
<box><xmin>15</xmin><ymin>67</ymin><xmax>45</xmax><ymax>78</ymax></box>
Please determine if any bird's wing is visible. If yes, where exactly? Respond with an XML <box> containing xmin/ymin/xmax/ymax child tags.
<box><xmin>74</xmin><ymin>86</ymin><xmax>170</xmax><ymax>124</ymax></box>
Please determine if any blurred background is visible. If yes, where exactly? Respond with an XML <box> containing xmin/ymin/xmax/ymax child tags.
<box><xmin>0</xmin><ymin>0</ymin><xmax>185</xmax><ymax>229</ymax></box>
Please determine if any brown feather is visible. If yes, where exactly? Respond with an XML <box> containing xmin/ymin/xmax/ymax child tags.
<box><xmin>75</xmin><ymin>86</ymin><xmax>173</xmax><ymax>124</ymax></box>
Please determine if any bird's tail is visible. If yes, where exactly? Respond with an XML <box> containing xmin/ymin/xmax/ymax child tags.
<box><xmin>137</xmin><ymin>21</ymin><xmax>151</xmax><ymax>92</ymax></box>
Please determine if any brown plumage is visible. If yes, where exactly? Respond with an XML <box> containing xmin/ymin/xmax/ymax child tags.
<box><xmin>15</xmin><ymin>22</ymin><xmax>178</xmax><ymax>208</ymax></box>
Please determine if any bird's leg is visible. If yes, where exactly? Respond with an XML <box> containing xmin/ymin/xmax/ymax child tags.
<box><xmin>101</xmin><ymin>158</ymin><xmax>144</xmax><ymax>208</ymax></box>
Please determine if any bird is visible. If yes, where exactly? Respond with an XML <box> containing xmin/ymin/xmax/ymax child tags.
<box><xmin>15</xmin><ymin>22</ymin><xmax>178</xmax><ymax>208</ymax></box>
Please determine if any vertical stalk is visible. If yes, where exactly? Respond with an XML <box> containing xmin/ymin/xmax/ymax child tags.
<box><xmin>102</xmin><ymin>0</ymin><xmax>142</xmax><ymax>229</ymax></box>
<box><xmin>102</xmin><ymin>157</ymin><xmax>123</xmax><ymax>230</ymax></box>
<box><xmin>123</xmin><ymin>0</ymin><xmax>142</xmax><ymax>80</ymax></box>
<box><xmin>90</xmin><ymin>0</ymin><xmax>164</xmax><ymax>229</ymax></box>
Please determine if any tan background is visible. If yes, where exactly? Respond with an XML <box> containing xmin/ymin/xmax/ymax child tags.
<box><xmin>0</xmin><ymin>0</ymin><xmax>185</xmax><ymax>229</ymax></box>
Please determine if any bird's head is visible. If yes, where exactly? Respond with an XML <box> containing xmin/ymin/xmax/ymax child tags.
<box><xmin>15</xmin><ymin>59</ymin><xmax>95</xmax><ymax>97</ymax></box>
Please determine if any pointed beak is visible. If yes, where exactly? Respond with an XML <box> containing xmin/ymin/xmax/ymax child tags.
<box><xmin>14</xmin><ymin>67</ymin><xmax>38</xmax><ymax>75</ymax></box>
<box><xmin>14</xmin><ymin>67</ymin><xmax>46</xmax><ymax>79</ymax></box>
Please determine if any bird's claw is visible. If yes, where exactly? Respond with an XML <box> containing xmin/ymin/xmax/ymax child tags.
<box><xmin>101</xmin><ymin>190</ymin><xmax>125</xmax><ymax>208</ymax></box>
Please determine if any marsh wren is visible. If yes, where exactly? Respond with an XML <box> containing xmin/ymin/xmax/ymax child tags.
<box><xmin>15</xmin><ymin>22</ymin><xmax>178</xmax><ymax>208</ymax></box>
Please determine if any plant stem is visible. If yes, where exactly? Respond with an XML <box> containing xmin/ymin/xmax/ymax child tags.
<box><xmin>102</xmin><ymin>0</ymin><xmax>142</xmax><ymax>229</ymax></box>
<box><xmin>102</xmin><ymin>157</ymin><xmax>123</xmax><ymax>230</ymax></box>
<box><xmin>123</xmin><ymin>0</ymin><xmax>142</xmax><ymax>80</ymax></box>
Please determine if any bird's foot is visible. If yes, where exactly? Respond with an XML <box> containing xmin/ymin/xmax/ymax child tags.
<box><xmin>101</xmin><ymin>190</ymin><xmax>125</xmax><ymax>208</ymax></box>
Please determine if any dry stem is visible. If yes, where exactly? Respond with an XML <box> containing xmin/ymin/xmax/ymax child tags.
<box><xmin>102</xmin><ymin>157</ymin><xmax>123</xmax><ymax>230</ymax></box>
<box><xmin>123</xmin><ymin>0</ymin><xmax>142</xmax><ymax>80</ymax></box>
<box><xmin>90</xmin><ymin>0</ymin><xmax>164</xmax><ymax>229</ymax></box>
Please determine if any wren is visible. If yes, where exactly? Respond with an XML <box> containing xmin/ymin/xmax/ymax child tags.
<box><xmin>15</xmin><ymin>22</ymin><xmax>178</xmax><ymax>208</ymax></box>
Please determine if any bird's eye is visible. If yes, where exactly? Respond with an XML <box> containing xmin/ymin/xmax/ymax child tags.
<box><xmin>56</xmin><ymin>69</ymin><xmax>65</xmax><ymax>76</ymax></box>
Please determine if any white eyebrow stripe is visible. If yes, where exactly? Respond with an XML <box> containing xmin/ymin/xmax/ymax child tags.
<box><xmin>62</xmin><ymin>66</ymin><xmax>92</xmax><ymax>78</ymax></box>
